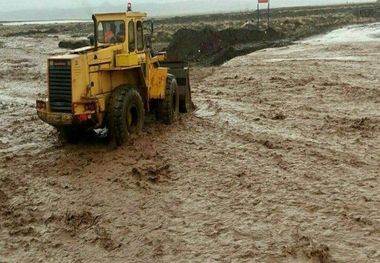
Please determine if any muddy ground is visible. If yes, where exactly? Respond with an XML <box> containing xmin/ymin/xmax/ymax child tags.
<box><xmin>1</xmin><ymin>21</ymin><xmax>380</xmax><ymax>263</ymax></box>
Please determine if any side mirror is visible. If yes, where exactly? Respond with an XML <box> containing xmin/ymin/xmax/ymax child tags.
<box><xmin>88</xmin><ymin>34</ymin><xmax>95</xmax><ymax>46</ymax></box>
<box><xmin>143</xmin><ymin>20</ymin><xmax>154</xmax><ymax>50</ymax></box>
<box><xmin>143</xmin><ymin>20</ymin><xmax>154</xmax><ymax>35</ymax></box>
<box><xmin>145</xmin><ymin>35</ymin><xmax>152</xmax><ymax>49</ymax></box>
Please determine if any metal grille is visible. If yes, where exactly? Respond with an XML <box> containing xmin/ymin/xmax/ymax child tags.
<box><xmin>49</xmin><ymin>62</ymin><xmax>72</xmax><ymax>112</ymax></box>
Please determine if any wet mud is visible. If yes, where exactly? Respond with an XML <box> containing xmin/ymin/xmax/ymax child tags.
<box><xmin>0</xmin><ymin>23</ymin><xmax>380</xmax><ymax>262</ymax></box>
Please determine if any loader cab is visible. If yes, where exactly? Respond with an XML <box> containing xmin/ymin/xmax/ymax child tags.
<box><xmin>93</xmin><ymin>12</ymin><xmax>146</xmax><ymax>54</ymax></box>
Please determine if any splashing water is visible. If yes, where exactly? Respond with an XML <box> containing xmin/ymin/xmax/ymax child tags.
<box><xmin>303</xmin><ymin>22</ymin><xmax>380</xmax><ymax>44</ymax></box>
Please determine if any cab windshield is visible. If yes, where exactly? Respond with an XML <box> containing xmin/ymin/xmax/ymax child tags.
<box><xmin>97</xmin><ymin>20</ymin><xmax>125</xmax><ymax>44</ymax></box>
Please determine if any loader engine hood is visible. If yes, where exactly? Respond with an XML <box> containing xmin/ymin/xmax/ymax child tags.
<box><xmin>48</xmin><ymin>54</ymin><xmax>89</xmax><ymax>112</ymax></box>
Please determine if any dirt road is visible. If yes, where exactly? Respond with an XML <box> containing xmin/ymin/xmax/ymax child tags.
<box><xmin>0</xmin><ymin>24</ymin><xmax>379</xmax><ymax>262</ymax></box>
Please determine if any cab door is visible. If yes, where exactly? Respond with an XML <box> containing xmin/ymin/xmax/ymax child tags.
<box><xmin>115</xmin><ymin>20</ymin><xmax>139</xmax><ymax>67</ymax></box>
<box><xmin>135</xmin><ymin>20</ymin><xmax>146</xmax><ymax>65</ymax></box>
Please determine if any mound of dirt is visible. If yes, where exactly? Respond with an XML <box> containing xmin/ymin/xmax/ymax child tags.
<box><xmin>166</xmin><ymin>27</ymin><xmax>286</xmax><ymax>65</ymax></box>
<box><xmin>58</xmin><ymin>39</ymin><xmax>90</xmax><ymax>50</ymax></box>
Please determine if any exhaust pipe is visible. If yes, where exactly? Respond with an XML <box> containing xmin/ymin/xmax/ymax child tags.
<box><xmin>92</xmin><ymin>14</ymin><xmax>98</xmax><ymax>50</ymax></box>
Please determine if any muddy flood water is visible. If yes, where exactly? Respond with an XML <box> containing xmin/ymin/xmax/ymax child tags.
<box><xmin>0</xmin><ymin>23</ymin><xmax>379</xmax><ymax>262</ymax></box>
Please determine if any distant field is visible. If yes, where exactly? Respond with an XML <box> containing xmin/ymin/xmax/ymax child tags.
<box><xmin>0</xmin><ymin>20</ymin><xmax>91</xmax><ymax>26</ymax></box>
<box><xmin>0</xmin><ymin>2</ymin><xmax>378</xmax><ymax>65</ymax></box>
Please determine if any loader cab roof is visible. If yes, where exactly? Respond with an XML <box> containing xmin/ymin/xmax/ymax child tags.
<box><xmin>94</xmin><ymin>12</ymin><xmax>147</xmax><ymax>21</ymax></box>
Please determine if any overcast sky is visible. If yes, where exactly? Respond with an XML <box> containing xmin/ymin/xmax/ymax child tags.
<box><xmin>0</xmin><ymin>0</ymin><xmax>375</xmax><ymax>12</ymax></box>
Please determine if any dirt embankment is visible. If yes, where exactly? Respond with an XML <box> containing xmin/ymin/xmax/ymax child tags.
<box><xmin>166</xmin><ymin>27</ymin><xmax>286</xmax><ymax>65</ymax></box>
<box><xmin>166</xmin><ymin>12</ymin><xmax>376</xmax><ymax>65</ymax></box>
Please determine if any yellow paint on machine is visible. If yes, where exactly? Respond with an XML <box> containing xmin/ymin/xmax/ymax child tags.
<box><xmin>71</xmin><ymin>55</ymin><xmax>89</xmax><ymax>103</ymax></box>
<box><xmin>116</xmin><ymin>53</ymin><xmax>138</xmax><ymax>67</ymax></box>
<box><xmin>149</xmin><ymin>67</ymin><xmax>168</xmax><ymax>99</ymax></box>
<box><xmin>97</xmin><ymin>96</ymin><xmax>106</xmax><ymax>112</ymax></box>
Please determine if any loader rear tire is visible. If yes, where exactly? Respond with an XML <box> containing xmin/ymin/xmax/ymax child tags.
<box><xmin>156</xmin><ymin>75</ymin><xmax>179</xmax><ymax>124</ymax></box>
<box><xmin>108</xmin><ymin>86</ymin><xmax>144</xmax><ymax>146</ymax></box>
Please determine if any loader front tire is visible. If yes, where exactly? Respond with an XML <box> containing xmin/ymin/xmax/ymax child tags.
<box><xmin>57</xmin><ymin>126</ymin><xmax>80</xmax><ymax>144</ymax></box>
<box><xmin>156</xmin><ymin>75</ymin><xmax>179</xmax><ymax>124</ymax></box>
<box><xmin>108</xmin><ymin>86</ymin><xmax>144</xmax><ymax>146</ymax></box>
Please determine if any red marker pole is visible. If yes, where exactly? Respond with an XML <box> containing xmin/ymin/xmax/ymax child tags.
<box><xmin>257</xmin><ymin>3</ymin><xmax>260</xmax><ymax>29</ymax></box>
<box><xmin>257</xmin><ymin>0</ymin><xmax>270</xmax><ymax>30</ymax></box>
<box><xmin>268</xmin><ymin>0</ymin><xmax>270</xmax><ymax>29</ymax></box>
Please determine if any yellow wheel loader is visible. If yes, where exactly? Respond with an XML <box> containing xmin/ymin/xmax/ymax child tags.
<box><xmin>36</xmin><ymin>9</ymin><xmax>191</xmax><ymax>145</ymax></box>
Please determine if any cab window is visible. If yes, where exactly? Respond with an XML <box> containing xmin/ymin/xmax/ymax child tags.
<box><xmin>97</xmin><ymin>20</ymin><xmax>125</xmax><ymax>44</ymax></box>
<box><xmin>136</xmin><ymin>21</ymin><xmax>144</xmax><ymax>51</ymax></box>
<box><xmin>128</xmin><ymin>21</ymin><xmax>135</xmax><ymax>52</ymax></box>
